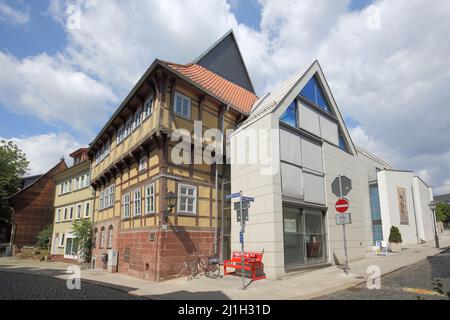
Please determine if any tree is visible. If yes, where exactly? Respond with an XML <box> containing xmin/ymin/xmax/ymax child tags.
<box><xmin>36</xmin><ymin>225</ymin><xmax>53</xmax><ymax>249</ymax></box>
<box><xmin>388</xmin><ymin>226</ymin><xmax>403</xmax><ymax>244</ymax></box>
<box><xmin>436</xmin><ymin>203</ymin><xmax>450</xmax><ymax>225</ymax></box>
<box><xmin>72</xmin><ymin>219</ymin><xmax>93</xmax><ymax>263</ymax></box>
<box><xmin>0</xmin><ymin>140</ymin><xmax>29</xmax><ymax>221</ymax></box>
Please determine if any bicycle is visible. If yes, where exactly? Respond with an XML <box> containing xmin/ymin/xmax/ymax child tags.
<box><xmin>183</xmin><ymin>255</ymin><xmax>221</xmax><ymax>280</ymax></box>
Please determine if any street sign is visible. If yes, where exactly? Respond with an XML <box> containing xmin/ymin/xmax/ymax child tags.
<box><xmin>234</xmin><ymin>201</ymin><xmax>251</xmax><ymax>210</ymax></box>
<box><xmin>241</xmin><ymin>196</ymin><xmax>255</xmax><ymax>202</ymax></box>
<box><xmin>239</xmin><ymin>231</ymin><xmax>244</xmax><ymax>244</ymax></box>
<box><xmin>336</xmin><ymin>213</ymin><xmax>352</xmax><ymax>225</ymax></box>
<box><xmin>226</xmin><ymin>193</ymin><xmax>241</xmax><ymax>199</ymax></box>
<box><xmin>332</xmin><ymin>176</ymin><xmax>352</xmax><ymax>197</ymax></box>
<box><xmin>335</xmin><ymin>198</ymin><xmax>350</xmax><ymax>213</ymax></box>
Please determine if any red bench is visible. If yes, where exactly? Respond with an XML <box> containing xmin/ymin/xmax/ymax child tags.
<box><xmin>223</xmin><ymin>251</ymin><xmax>266</xmax><ymax>281</ymax></box>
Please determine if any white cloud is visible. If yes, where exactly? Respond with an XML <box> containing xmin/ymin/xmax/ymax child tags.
<box><xmin>0</xmin><ymin>52</ymin><xmax>117</xmax><ymax>138</ymax></box>
<box><xmin>0</xmin><ymin>2</ymin><xmax>29</xmax><ymax>25</ymax></box>
<box><xmin>3</xmin><ymin>133</ymin><xmax>83</xmax><ymax>175</ymax></box>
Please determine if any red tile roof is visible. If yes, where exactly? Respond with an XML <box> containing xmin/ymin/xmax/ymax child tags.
<box><xmin>162</xmin><ymin>62</ymin><xmax>258</xmax><ymax>114</ymax></box>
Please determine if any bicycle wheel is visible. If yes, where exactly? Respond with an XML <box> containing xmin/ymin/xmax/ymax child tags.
<box><xmin>206</xmin><ymin>261</ymin><xmax>221</xmax><ymax>279</ymax></box>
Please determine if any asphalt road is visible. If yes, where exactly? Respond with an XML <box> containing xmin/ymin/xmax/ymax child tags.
<box><xmin>0</xmin><ymin>271</ymin><xmax>144</xmax><ymax>300</ymax></box>
<box><xmin>321</xmin><ymin>248</ymin><xmax>450</xmax><ymax>300</ymax></box>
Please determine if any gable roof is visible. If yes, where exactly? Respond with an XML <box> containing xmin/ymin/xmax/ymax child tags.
<box><xmin>236</xmin><ymin>60</ymin><xmax>358</xmax><ymax>155</ymax></box>
<box><xmin>162</xmin><ymin>61</ymin><xmax>258</xmax><ymax>114</ymax></box>
<box><xmin>194</xmin><ymin>30</ymin><xmax>255</xmax><ymax>94</ymax></box>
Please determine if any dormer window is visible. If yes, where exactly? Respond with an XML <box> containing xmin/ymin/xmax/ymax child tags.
<box><xmin>174</xmin><ymin>92</ymin><xmax>191</xmax><ymax>119</ymax></box>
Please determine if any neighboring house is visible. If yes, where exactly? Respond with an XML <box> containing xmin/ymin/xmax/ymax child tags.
<box><xmin>8</xmin><ymin>159</ymin><xmax>68</xmax><ymax>251</ymax></box>
<box><xmin>230</xmin><ymin>60</ymin><xmax>436</xmax><ymax>279</ymax></box>
<box><xmin>87</xmin><ymin>30</ymin><xmax>257</xmax><ymax>281</ymax></box>
<box><xmin>50</xmin><ymin>148</ymin><xmax>94</xmax><ymax>262</ymax></box>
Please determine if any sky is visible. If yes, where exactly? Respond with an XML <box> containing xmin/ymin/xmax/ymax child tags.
<box><xmin>0</xmin><ymin>0</ymin><xmax>449</xmax><ymax>195</ymax></box>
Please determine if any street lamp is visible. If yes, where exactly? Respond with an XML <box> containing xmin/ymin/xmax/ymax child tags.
<box><xmin>162</xmin><ymin>191</ymin><xmax>177</xmax><ymax>230</ymax></box>
<box><xmin>428</xmin><ymin>201</ymin><xmax>440</xmax><ymax>249</ymax></box>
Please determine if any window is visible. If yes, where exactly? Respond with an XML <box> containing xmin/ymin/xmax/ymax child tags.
<box><xmin>69</xmin><ymin>207</ymin><xmax>74</xmax><ymax>221</ymax></box>
<box><xmin>145</xmin><ymin>184</ymin><xmax>155</xmax><ymax>215</ymax></box>
<box><xmin>108</xmin><ymin>226</ymin><xmax>113</xmax><ymax>249</ymax></box>
<box><xmin>56</xmin><ymin>209</ymin><xmax>61</xmax><ymax>223</ymax></box>
<box><xmin>139</xmin><ymin>156</ymin><xmax>147</xmax><ymax>172</ymax></box>
<box><xmin>63</xmin><ymin>208</ymin><xmax>68</xmax><ymax>221</ymax></box>
<box><xmin>122</xmin><ymin>193</ymin><xmax>130</xmax><ymax>219</ymax></box>
<box><xmin>300</xmin><ymin>76</ymin><xmax>331</xmax><ymax>113</ymax></box>
<box><xmin>61</xmin><ymin>180</ymin><xmax>71</xmax><ymax>194</ymax></box>
<box><xmin>338</xmin><ymin>130</ymin><xmax>348</xmax><ymax>152</ymax></box>
<box><xmin>117</xmin><ymin>125</ymin><xmax>124</xmax><ymax>144</ymax></box>
<box><xmin>79</xmin><ymin>175</ymin><xmax>85</xmax><ymax>189</ymax></box>
<box><xmin>143</xmin><ymin>96</ymin><xmax>153</xmax><ymax>119</ymax></box>
<box><xmin>95</xmin><ymin>150</ymin><xmax>101</xmax><ymax>165</ymax></box>
<box><xmin>109</xmin><ymin>185</ymin><xmax>115</xmax><ymax>207</ymax></box>
<box><xmin>178</xmin><ymin>184</ymin><xmax>197</xmax><ymax>214</ymax></box>
<box><xmin>99</xmin><ymin>190</ymin><xmax>104</xmax><ymax>210</ymax></box>
<box><xmin>76</xmin><ymin>204</ymin><xmax>82</xmax><ymax>219</ymax></box>
<box><xmin>74</xmin><ymin>177</ymin><xmax>79</xmax><ymax>191</ymax></box>
<box><xmin>280</xmin><ymin>100</ymin><xmax>298</xmax><ymax>128</ymax></box>
<box><xmin>174</xmin><ymin>92</ymin><xmax>191</xmax><ymax>119</ymax></box>
<box><xmin>84</xmin><ymin>202</ymin><xmax>90</xmax><ymax>218</ymax></box>
<box><xmin>133</xmin><ymin>108</ymin><xmax>142</xmax><ymax>129</ymax></box>
<box><xmin>125</xmin><ymin>116</ymin><xmax>133</xmax><ymax>136</ymax></box>
<box><xmin>59</xmin><ymin>233</ymin><xmax>65</xmax><ymax>247</ymax></box>
<box><xmin>133</xmin><ymin>189</ymin><xmax>142</xmax><ymax>217</ymax></box>
<box><xmin>100</xmin><ymin>227</ymin><xmax>105</xmax><ymax>248</ymax></box>
<box><xmin>99</xmin><ymin>185</ymin><xmax>115</xmax><ymax>211</ymax></box>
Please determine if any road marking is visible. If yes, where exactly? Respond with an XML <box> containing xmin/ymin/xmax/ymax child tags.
<box><xmin>402</xmin><ymin>287</ymin><xmax>445</xmax><ymax>297</ymax></box>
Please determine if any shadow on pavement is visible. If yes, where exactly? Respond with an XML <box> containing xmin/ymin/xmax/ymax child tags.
<box><xmin>146</xmin><ymin>290</ymin><xmax>231</xmax><ymax>300</ymax></box>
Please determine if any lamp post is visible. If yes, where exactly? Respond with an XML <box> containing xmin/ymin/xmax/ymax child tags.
<box><xmin>163</xmin><ymin>191</ymin><xmax>177</xmax><ymax>231</ymax></box>
<box><xmin>428</xmin><ymin>201</ymin><xmax>440</xmax><ymax>249</ymax></box>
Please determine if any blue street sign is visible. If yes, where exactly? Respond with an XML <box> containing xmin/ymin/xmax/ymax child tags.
<box><xmin>239</xmin><ymin>231</ymin><xmax>244</xmax><ymax>244</ymax></box>
<box><xmin>242</xmin><ymin>196</ymin><xmax>255</xmax><ymax>202</ymax></box>
<box><xmin>225</xmin><ymin>193</ymin><xmax>241</xmax><ymax>199</ymax></box>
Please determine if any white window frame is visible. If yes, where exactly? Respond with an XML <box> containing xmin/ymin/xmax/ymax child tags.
<box><xmin>139</xmin><ymin>156</ymin><xmax>147</xmax><ymax>172</ymax></box>
<box><xmin>76</xmin><ymin>204</ymin><xmax>82</xmax><ymax>219</ymax></box>
<box><xmin>59</xmin><ymin>233</ymin><xmax>65</xmax><ymax>247</ymax></box>
<box><xmin>84</xmin><ymin>201</ymin><xmax>90</xmax><ymax>218</ymax></box>
<box><xmin>177</xmin><ymin>184</ymin><xmax>197</xmax><ymax>215</ymax></box>
<box><xmin>109</xmin><ymin>185</ymin><xmax>115</xmax><ymax>207</ymax></box>
<box><xmin>63</xmin><ymin>207</ymin><xmax>68</xmax><ymax>221</ymax></box>
<box><xmin>108</xmin><ymin>226</ymin><xmax>113</xmax><ymax>249</ymax></box>
<box><xmin>125</xmin><ymin>116</ymin><xmax>133</xmax><ymax>137</ymax></box>
<box><xmin>56</xmin><ymin>208</ymin><xmax>61</xmax><ymax>223</ymax></box>
<box><xmin>145</xmin><ymin>183</ymin><xmax>155</xmax><ymax>215</ymax></box>
<box><xmin>143</xmin><ymin>95</ymin><xmax>153</xmax><ymax>119</ymax></box>
<box><xmin>69</xmin><ymin>206</ymin><xmax>74</xmax><ymax>221</ymax></box>
<box><xmin>122</xmin><ymin>193</ymin><xmax>130</xmax><ymax>219</ymax></box>
<box><xmin>117</xmin><ymin>125</ymin><xmax>124</xmax><ymax>144</ymax></box>
<box><xmin>133</xmin><ymin>108</ymin><xmax>142</xmax><ymax>130</ymax></box>
<box><xmin>133</xmin><ymin>188</ymin><xmax>142</xmax><ymax>217</ymax></box>
<box><xmin>174</xmin><ymin>92</ymin><xmax>191</xmax><ymax>119</ymax></box>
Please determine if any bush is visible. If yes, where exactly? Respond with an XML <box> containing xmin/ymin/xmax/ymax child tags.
<box><xmin>36</xmin><ymin>225</ymin><xmax>53</xmax><ymax>249</ymax></box>
<box><xmin>388</xmin><ymin>226</ymin><xmax>403</xmax><ymax>244</ymax></box>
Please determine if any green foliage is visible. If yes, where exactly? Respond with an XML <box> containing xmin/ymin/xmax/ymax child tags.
<box><xmin>436</xmin><ymin>203</ymin><xmax>450</xmax><ymax>224</ymax></box>
<box><xmin>72</xmin><ymin>219</ymin><xmax>93</xmax><ymax>263</ymax></box>
<box><xmin>388</xmin><ymin>226</ymin><xmax>403</xmax><ymax>244</ymax></box>
<box><xmin>36</xmin><ymin>225</ymin><xmax>53</xmax><ymax>249</ymax></box>
<box><xmin>0</xmin><ymin>140</ymin><xmax>29</xmax><ymax>221</ymax></box>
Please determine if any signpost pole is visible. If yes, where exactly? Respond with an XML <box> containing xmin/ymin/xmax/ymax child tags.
<box><xmin>339</xmin><ymin>176</ymin><xmax>350</xmax><ymax>275</ymax></box>
<box><xmin>239</xmin><ymin>190</ymin><xmax>246</xmax><ymax>290</ymax></box>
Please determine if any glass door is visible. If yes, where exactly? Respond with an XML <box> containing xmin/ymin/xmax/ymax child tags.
<box><xmin>283</xmin><ymin>207</ymin><xmax>327</xmax><ymax>268</ymax></box>
<box><xmin>64</xmin><ymin>236</ymin><xmax>78</xmax><ymax>259</ymax></box>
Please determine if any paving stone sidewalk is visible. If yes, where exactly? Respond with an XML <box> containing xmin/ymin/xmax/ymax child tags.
<box><xmin>1</xmin><ymin>231</ymin><xmax>449</xmax><ymax>300</ymax></box>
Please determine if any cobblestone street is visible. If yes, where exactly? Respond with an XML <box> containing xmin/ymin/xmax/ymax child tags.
<box><xmin>0</xmin><ymin>271</ymin><xmax>144</xmax><ymax>300</ymax></box>
<box><xmin>321</xmin><ymin>248</ymin><xmax>450</xmax><ymax>300</ymax></box>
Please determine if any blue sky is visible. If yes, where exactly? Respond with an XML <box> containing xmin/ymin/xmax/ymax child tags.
<box><xmin>1</xmin><ymin>0</ymin><xmax>450</xmax><ymax>195</ymax></box>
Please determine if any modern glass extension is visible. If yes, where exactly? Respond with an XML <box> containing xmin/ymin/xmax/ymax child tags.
<box><xmin>369</xmin><ymin>184</ymin><xmax>384</xmax><ymax>244</ymax></box>
<box><xmin>283</xmin><ymin>206</ymin><xmax>327</xmax><ymax>268</ymax></box>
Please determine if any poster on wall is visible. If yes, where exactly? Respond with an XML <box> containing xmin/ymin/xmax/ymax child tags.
<box><xmin>397</xmin><ymin>187</ymin><xmax>409</xmax><ymax>225</ymax></box>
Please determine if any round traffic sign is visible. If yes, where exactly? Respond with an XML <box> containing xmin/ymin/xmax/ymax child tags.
<box><xmin>335</xmin><ymin>198</ymin><xmax>350</xmax><ymax>213</ymax></box>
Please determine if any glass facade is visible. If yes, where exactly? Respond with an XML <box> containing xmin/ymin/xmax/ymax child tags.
<box><xmin>369</xmin><ymin>184</ymin><xmax>384</xmax><ymax>244</ymax></box>
<box><xmin>283</xmin><ymin>207</ymin><xmax>327</xmax><ymax>268</ymax></box>
<box><xmin>299</xmin><ymin>76</ymin><xmax>331</xmax><ymax>113</ymax></box>
<box><xmin>280</xmin><ymin>100</ymin><xmax>298</xmax><ymax>128</ymax></box>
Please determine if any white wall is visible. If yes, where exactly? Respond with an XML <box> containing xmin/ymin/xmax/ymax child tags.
<box><xmin>413</xmin><ymin>177</ymin><xmax>435</xmax><ymax>242</ymax></box>
<box><xmin>377</xmin><ymin>171</ymin><xmax>420</xmax><ymax>245</ymax></box>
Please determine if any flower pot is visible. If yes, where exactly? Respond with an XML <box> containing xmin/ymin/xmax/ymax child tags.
<box><xmin>389</xmin><ymin>242</ymin><xmax>402</xmax><ymax>253</ymax></box>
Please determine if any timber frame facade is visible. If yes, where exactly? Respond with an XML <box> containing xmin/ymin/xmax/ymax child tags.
<box><xmin>88</xmin><ymin>31</ymin><xmax>257</xmax><ymax>281</ymax></box>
